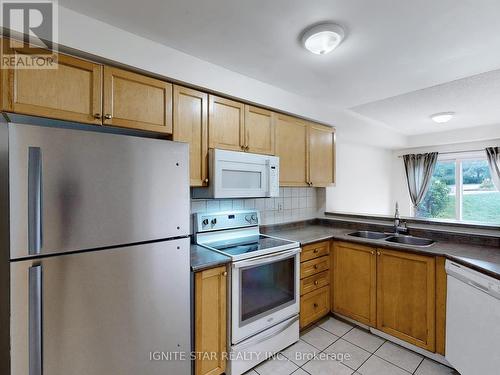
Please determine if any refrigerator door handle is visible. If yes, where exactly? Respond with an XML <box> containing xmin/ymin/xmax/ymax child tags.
<box><xmin>28</xmin><ymin>147</ymin><xmax>43</xmax><ymax>255</ymax></box>
<box><xmin>29</xmin><ymin>265</ymin><xmax>43</xmax><ymax>375</ymax></box>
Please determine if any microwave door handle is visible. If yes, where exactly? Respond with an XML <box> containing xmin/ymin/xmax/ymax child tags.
<box><xmin>233</xmin><ymin>248</ymin><xmax>300</xmax><ymax>269</ymax></box>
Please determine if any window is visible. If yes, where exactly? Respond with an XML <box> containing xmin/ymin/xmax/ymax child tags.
<box><xmin>417</xmin><ymin>152</ymin><xmax>500</xmax><ymax>224</ymax></box>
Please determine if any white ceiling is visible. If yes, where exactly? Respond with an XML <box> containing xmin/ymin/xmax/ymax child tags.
<box><xmin>59</xmin><ymin>0</ymin><xmax>500</xmax><ymax>136</ymax></box>
<box><xmin>351</xmin><ymin>69</ymin><xmax>500</xmax><ymax>135</ymax></box>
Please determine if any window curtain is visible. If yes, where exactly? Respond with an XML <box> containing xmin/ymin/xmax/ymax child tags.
<box><xmin>402</xmin><ymin>152</ymin><xmax>438</xmax><ymax>211</ymax></box>
<box><xmin>486</xmin><ymin>147</ymin><xmax>500</xmax><ymax>190</ymax></box>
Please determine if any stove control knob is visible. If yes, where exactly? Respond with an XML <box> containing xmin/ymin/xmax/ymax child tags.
<box><xmin>211</xmin><ymin>218</ymin><xmax>217</xmax><ymax>225</ymax></box>
<box><xmin>202</xmin><ymin>219</ymin><xmax>209</xmax><ymax>226</ymax></box>
<box><xmin>245</xmin><ymin>215</ymin><xmax>252</xmax><ymax>223</ymax></box>
<box><xmin>251</xmin><ymin>214</ymin><xmax>257</xmax><ymax>222</ymax></box>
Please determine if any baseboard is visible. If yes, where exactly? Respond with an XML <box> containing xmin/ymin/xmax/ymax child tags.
<box><xmin>331</xmin><ymin>313</ymin><xmax>452</xmax><ymax>368</ymax></box>
<box><xmin>370</xmin><ymin>328</ymin><xmax>450</xmax><ymax>367</ymax></box>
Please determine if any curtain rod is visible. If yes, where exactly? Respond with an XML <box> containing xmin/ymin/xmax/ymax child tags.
<box><xmin>397</xmin><ymin>149</ymin><xmax>486</xmax><ymax>158</ymax></box>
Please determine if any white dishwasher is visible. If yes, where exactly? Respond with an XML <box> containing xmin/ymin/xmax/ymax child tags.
<box><xmin>445</xmin><ymin>260</ymin><xmax>500</xmax><ymax>375</ymax></box>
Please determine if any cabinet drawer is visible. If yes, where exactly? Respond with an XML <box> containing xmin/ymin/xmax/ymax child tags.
<box><xmin>300</xmin><ymin>286</ymin><xmax>330</xmax><ymax>328</ymax></box>
<box><xmin>301</xmin><ymin>256</ymin><xmax>330</xmax><ymax>279</ymax></box>
<box><xmin>301</xmin><ymin>270</ymin><xmax>330</xmax><ymax>296</ymax></box>
<box><xmin>301</xmin><ymin>241</ymin><xmax>330</xmax><ymax>262</ymax></box>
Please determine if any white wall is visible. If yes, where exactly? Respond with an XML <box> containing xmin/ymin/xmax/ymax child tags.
<box><xmin>326</xmin><ymin>142</ymin><xmax>395</xmax><ymax>215</ymax></box>
<box><xmin>391</xmin><ymin>157</ymin><xmax>413</xmax><ymax>216</ymax></box>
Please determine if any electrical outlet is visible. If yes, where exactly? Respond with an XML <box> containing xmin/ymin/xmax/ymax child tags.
<box><xmin>277</xmin><ymin>202</ymin><xmax>283</xmax><ymax>211</ymax></box>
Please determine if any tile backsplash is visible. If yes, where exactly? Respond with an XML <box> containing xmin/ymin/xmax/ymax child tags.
<box><xmin>191</xmin><ymin>187</ymin><xmax>325</xmax><ymax>227</ymax></box>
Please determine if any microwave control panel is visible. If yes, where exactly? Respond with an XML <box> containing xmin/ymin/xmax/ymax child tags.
<box><xmin>268</xmin><ymin>159</ymin><xmax>279</xmax><ymax>197</ymax></box>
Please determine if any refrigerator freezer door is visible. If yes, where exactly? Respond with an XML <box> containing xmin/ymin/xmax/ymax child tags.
<box><xmin>9</xmin><ymin>123</ymin><xmax>189</xmax><ymax>259</ymax></box>
<box><xmin>10</xmin><ymin>238</ymin><xmax>191</xmax><ymax>375</ymax></box>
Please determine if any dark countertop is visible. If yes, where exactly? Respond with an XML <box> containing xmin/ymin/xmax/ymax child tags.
<box><xmin>268</xmin><ymin>224</ymin><xmax>500</xmax><ymax>280</ymax></box>
<box><xmin>191</xmin><ymin>244</ymin><xmax>231</xmax><ymax>272</ymax></box>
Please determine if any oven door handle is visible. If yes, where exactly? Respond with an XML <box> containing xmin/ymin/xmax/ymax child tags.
<box><xmin>233</xmin><ymin>248</ymin><xmax>300</xmax><ymax>269</ymax></box>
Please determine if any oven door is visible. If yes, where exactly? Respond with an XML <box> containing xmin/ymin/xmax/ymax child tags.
<box><xmin>231</xmin><ymin>248</ymin><xmax>300</xmax><ymax>344</ymax></box>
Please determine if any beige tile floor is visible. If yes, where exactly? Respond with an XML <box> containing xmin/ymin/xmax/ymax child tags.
<box><xmin>244</xmin><ymin>316</ymin><xmax>459</xmax><ymax>375</ymax></box>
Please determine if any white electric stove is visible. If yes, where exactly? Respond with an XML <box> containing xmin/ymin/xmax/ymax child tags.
<box><xmin>194</xmin><ymin>210</ymin><xmax>300</xmax><ymax>375</ymax></box>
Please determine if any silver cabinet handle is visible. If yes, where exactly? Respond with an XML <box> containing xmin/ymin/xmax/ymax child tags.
<box><xmin>29</xmin><ymin>265</ymin><xmax>42</xmax><ymax>375</ymax></box>
<box><xmin>28</xmin><ymin>147</ymin><xmax>43</xmax><ymax>255</ymax></box>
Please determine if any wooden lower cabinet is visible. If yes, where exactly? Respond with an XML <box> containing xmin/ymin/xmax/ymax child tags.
<box><xmin>332</xmin><ymin>241</ymin><xmax>443</xmax><ymax>353</ymax></box>
<box><xmin>376</xmin><ymin>249</ymin><xmax>436</xmax><ymax>351</ymax></box>
<box><xmin>299</xmin><ymin>241</ymin><xmax>331</xmax><ymax>328</ymax></box>
<box><xmin>195</xmin><ymin>266</ymin><xmax>227</xmax><ymax>375</ymax></box>
<box><xmin>301</xmin><ymin>241</ymin><xmax>331</xmax><ymax>262</ymax></box>
<box><xmin>301</xmin><ymin>270</ymin><xmax>330</xmax><ymax>296</ymax></box>
<box><xmin>301</xmin><ymin>255</ymin><xmax>330</xmax><ymax>279</ymax></box>
<box><xmin>333</xmin><ymin>242</ymin><xmax>377</xmax><ymax>326</ymax></box>
<box><xmin>300</xmin><ymin>286</ymin><xmax>330</xmax><ymax>328</ymax></box>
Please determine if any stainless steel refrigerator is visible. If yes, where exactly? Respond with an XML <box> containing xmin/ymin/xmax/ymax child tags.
<box><xmin>0</xmin><ymin>121</ymin><xmax>192</xmax><ymax>375</ymax></box>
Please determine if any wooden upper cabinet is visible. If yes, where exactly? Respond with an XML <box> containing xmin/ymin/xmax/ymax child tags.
<box><xmin>195</xmin><ymin>266</ymin><xmax>227</xmax><ymax>375</ymax></box>
<box><xmin>208</xmin><ymin>95</ymin><xmax>244</xmax><ymax>151</ymax></box>
<box><xmin>333</xmin><ymin>242</ymin><xmax>377</xmax><ymax>327</ymax></box>
<box><xmin>275</xmin><ymin>114</ymin><xmax>309</xmax><ymax>186</ymax></box>
<box><xmin>376</xmin><ymin>249</ymin><xmax>436</xmax><ymax>351</ymax></box>
<box><xmin>308</xmin><ymin>123</ymin><xmax>335</xmax><ymax>187</ymax></box>
<box><xmin>1</xmin><ymin>45</ymin><xmax>102</xmax><ymax>125</ymax></box>
<box><xmin>244</xmin><ymin>105</ymin><xmax>275</xmax><ymax>155</ymax></box>
<box><xmin>173</xmin><ymin>86</ymin><xmax>208</xmax><ymax>186</ymax></box>
<box><xmin>103</xmin><ymin>66</ymin><xmax>172</xmax><ymax>133</ymax></box>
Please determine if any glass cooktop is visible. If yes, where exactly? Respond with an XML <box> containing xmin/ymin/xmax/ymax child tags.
<box><xmin>205</xmin><ymin>235</ymin><xmax>296</xmax><ymax>256</ymax></box>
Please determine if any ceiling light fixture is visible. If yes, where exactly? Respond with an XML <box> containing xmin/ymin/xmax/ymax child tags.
<box><xmin>302</xmin><ymin>23</ymin><xmax>345</xmax><ymax>55</ymax></box>
<box><xmin>431</xmin><ymin>112</ymin><xmax>455</xmax><ymax>123</ymax></box>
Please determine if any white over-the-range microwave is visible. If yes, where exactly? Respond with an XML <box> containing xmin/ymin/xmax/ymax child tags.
<box><xmin>192</xmin><ymin>149</ymin><xmax>279</xmax><ymax>199</ymax></box>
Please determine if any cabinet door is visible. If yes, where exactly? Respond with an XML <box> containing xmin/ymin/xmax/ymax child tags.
<box><xmin>173</xmin><ymin>86</ymin><xmax>208</xmax><ymax>186</ymax></box>
<box><xmin>333</xmin><ymin>242</ymin><xmax>377</xmax><ymax>326</ymax></box>
<box><xmin>300</xmin><ymin>286</ymin><xmax>330</xmax><ymax>329</ymax></box>
<box><xmin>1</xmin><ymin>45</ymin><xmax>102</xmax><ymax>125</ymax></box>
<box><xmin>208</xmin><ymin>95</ymin><xmax>244</xmax><ymax>151</ymax></box>
<box><xmin>195</xmin><ymin>266</ymin><xmax>227</xmax><ymax>375</ymax></box>
<box><xmin>103</xmin><ymin>66</ymin><xmax>172</xmax><ymax>133</ymax></box>
<box><xmin>244</xmin><ymin>105</ymin><xmax>275</xmax><ymax>155</ymax></box>
<box><xmin>377</xmin><ymin>249</ymin><xmax>436</xmax><ymax>351</ymax></box>
<box><xmin>309</xmin><ymin>123</ymin><xmax>335</xmax><ymax>187</ymax></box>
<box><xmin>275</xmin><ymin>114</ymin><xmax>309</xmax><ymax>186</ymax></box>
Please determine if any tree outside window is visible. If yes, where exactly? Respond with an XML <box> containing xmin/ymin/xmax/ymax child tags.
<box><xmin>416</xmin><ymin>154</ymin><xmax>500</xmax><ymax>224</ymax></box>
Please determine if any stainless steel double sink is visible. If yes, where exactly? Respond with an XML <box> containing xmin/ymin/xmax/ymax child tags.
<box><xmin>347</xmin><ymin>231</ymin><xmax>435</xmax><ymax>247</ymax></box>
